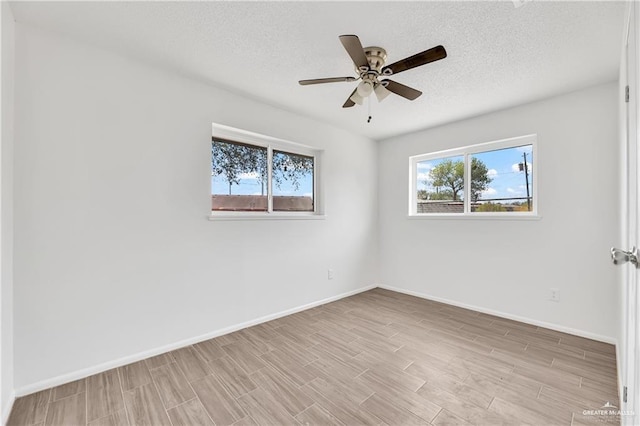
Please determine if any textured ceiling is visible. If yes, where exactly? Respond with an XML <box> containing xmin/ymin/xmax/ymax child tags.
<box><xmin>10</xmin><ymin>1</ymin><xmax>626</xmax><ymax>140</ymax></box>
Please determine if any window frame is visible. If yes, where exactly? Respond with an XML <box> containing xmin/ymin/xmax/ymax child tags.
<box><xmin>210</xmin><ymin>124</ymin><xmax>323</xmax><ymax>220</ymax></box>
<box><xmin>409</xmin><ymin>134</ymin><xmax>538</xmax><ymax>219</ymax></box>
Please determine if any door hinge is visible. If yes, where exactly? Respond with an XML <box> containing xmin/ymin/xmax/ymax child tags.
<box><xmin>623</xmin><ymin>386</ymin><xmax>628</xmax><ymax>403</ymax></box>
<box><xmin>626</xmin><ymin>85</ymin><xmax>630</xmax><ymax>103</ymax></box>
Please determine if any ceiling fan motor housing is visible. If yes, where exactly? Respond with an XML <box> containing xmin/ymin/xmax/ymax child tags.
<box><xmin>362</xmin><ymin>47</ymin><xmax>387</xmax><ymax>73</ymax></box>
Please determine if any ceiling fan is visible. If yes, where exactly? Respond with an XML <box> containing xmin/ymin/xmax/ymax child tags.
<box><xmin>299</xmin><ymin>35</ymin><xmax>447</xmax><ymax>108</ymax></box>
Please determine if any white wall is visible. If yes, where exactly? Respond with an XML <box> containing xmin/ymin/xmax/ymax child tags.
<box><xmin>378</xmin><ymin>82</ymin><xmax>620</xmax><ymax>341</ymax></box>
<box><xmin>12</xmin><ymin>23</ymin><xmax>378</xmax><ymax>391</ymax></box>
<box><xmin>1</xmin><ymin>1</ymin><xmax>15</xmax><ymax>422</ymax></box>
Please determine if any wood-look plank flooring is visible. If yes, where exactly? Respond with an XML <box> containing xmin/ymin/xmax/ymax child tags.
<box><xmin>7</xmin><ymin>289</ymin><xmax>619</xmax><ymax>425</ymax></box>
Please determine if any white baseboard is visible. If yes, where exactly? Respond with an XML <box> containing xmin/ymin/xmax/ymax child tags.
<box><xmin>378</xmin><ymin>284</ymin><xmax>617</xmax><ymax>344</ymax></box>
<box><xmin>2</xmin><ymin>390</ymin><xmax>15</xmax><ymax>425</ymax></box>
<box><xmin>15</xmin><ymin>284</ymin><xmax>376</xmax><ymax>397</ymax></box>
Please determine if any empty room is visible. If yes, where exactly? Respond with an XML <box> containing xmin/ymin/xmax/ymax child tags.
<box><xmin>1</xmin><ymin>1</ymin><xmax>638</xmax><ymax>425</ymax></box>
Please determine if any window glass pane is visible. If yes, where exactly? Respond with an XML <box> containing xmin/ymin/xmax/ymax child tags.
<box><xmin>416</xmin><ymin>155</ymin><xmax>464</xmax><ymax>214</ymax></box>
<box><xmin>211</xmin><ymin>139</ymin><xmax>268</xmax><ymax>211</ymax></box>
<box><xmin>470</xmin><ymin>144</ymin><xmax>533</xmax><ymax>213</ymax></box>
<box><xmin>272</xmin><ymin>150</ymin><xmax>314</xmax><ymax>212</ymax></box>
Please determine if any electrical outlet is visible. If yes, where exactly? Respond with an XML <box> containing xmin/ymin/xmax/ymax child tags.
<box><xmin>327</xmin><ymin>269</ymin><xmax>334</xmax><ymax>280</ymax></box>
<box><xmin>550</xmin><ymin>288</ymin><xmax>560</xmax><ymax>302</ymax></box>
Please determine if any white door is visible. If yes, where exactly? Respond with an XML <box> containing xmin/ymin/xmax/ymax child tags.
<box><xmin>616</xmin><ymin>2</ymin><xmax>640</xmax><ymax>424</ymax></box>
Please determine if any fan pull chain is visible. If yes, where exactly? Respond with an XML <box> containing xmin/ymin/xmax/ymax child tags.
<box><xmin>367</xmin><ymin>96</ymin><xmax>372</xmax><ymax>123</ymax></box>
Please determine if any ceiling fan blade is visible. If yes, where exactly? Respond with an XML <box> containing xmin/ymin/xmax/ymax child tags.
<box><xmin>343</xmin><ymin>89</ymin><xmax>358</xmax><ymax>108</ymax></box>
<box><xmin>381</xmin><ymin>45</ymin><xmax>447</xmax><ymax>76</ymax></box>
<box><xmin>382</xmin><ymin>80</ymin><xmax>422</xmax><ymax>100</ymax></box>
<box><xmin>339</xmin><ymin>35</ymin><xmax>369</xmax><ymax>70</ymax></box>
<box><xmin>299</xmin><ymin>76</ymin><xmax>357</xmax><ymax>85</ymax></box>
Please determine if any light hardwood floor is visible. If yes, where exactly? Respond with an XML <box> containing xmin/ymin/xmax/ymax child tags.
<box><xmin>7</xmin><ymin>289</ymin><xmax>619</xmax><ymax>426</ymax></box>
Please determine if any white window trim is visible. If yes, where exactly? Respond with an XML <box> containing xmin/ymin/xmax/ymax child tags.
<box><xmin>210</xmin><ymin>123</ymin><xmax>324</xmax><ymax>220</ymax></box>
<box><xmin>408</xmin><ymin>134</ymin><xmax>539</xmax><ymax>219</ymax></box>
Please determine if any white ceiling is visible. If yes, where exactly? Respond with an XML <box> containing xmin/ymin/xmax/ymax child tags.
<box><xmin>9</xmin><ymin>1</ymin><xmax>626</xmax><ymax>141</ymax></box>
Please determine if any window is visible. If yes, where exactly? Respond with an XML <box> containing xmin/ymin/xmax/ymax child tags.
<box><xmin>415</xmin><ymin>154</ymin><xmax>465</xmax><ymax>214</ymax></box>
<box><xmin>211</xmin><ymin>124</ymin><xmax>320</xmax><ymax>217</ymax></box>
<box><xmin>212</xmin><ymin>140</ymin><xmax>268</xmax><ymax>212</ymax></box>
<box><xmin>410</xmin><ymin>135</ymin><xmax>536</xmax><ymax>216</ymax></box>
<box><xmin>272</xmin><ymin>150</ymin><xmax>314</xmax><ymax>212</ymax></box>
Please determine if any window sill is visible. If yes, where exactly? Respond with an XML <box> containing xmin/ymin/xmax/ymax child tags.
<box><xmin>209</xmin><ymin>213</ymin><xmax>326</xmax><ymax>221</ymax></box>
<box><xmin>407</xmin><ymin>213</ymin><xmax>542</xmax><ymax>221</ymax></box>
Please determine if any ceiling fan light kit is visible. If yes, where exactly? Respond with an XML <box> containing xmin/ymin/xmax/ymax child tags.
<box><xmin>374</xmin><ymin>83</ymin><xmax>391</xmax><ymax>102</ymax></box>
<box><xmin>356</xmin><ymin>80</ymin><xmax>374</xmax><ymax>97</ymax></box>
<box><xmin>299</xmin><ymin>34</ymin><xmax>447</xmax><ymax>113</ymax></box>
<box><xmin>350</xmin><ymin>91</ymin><xmax>364</xmax><ymax>105</ymax></box>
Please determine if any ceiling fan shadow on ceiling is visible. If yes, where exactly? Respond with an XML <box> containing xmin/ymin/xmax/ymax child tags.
<box><xmin>299</xmin><ymin>34</ymin><xmax>447</xmax><ymax>109</ymax></box>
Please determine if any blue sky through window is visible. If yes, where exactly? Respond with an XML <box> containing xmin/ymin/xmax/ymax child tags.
<box><xmin>211</xmin><ymin>172</ymin><xmax>313</xmax><ymax>197</ymax></box>
<box><xmin>417</xmin><ymin>144</ymin><xmax>533</xmax><ymax>201</ymax></box>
